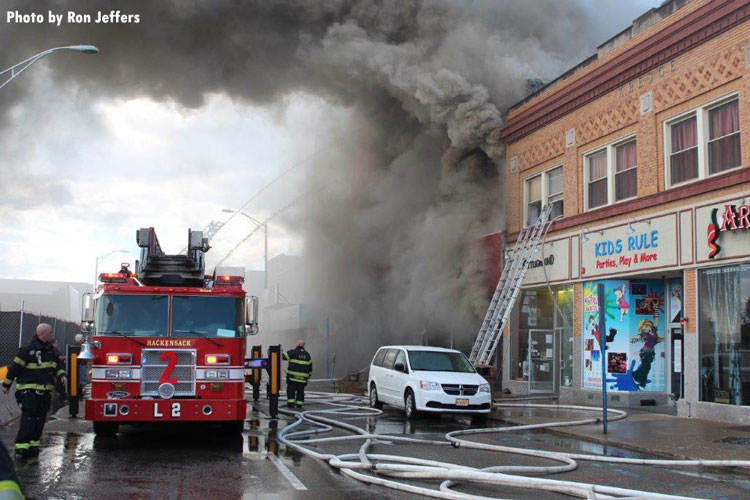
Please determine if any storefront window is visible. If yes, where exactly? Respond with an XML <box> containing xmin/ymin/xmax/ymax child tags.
<box><xmin>510</xmin><ymin>287</ymin><xmax>572</xmax><ymax>383</ymax></box>
<box><xmin>699</xmin><ymin>266</ymin><xmax>750</xmax><ymax>406</ymax></box>
<box><xmin>557</xmin><ymin>288</ymin><xmax>574</xmax><ymax>387</ymax></box>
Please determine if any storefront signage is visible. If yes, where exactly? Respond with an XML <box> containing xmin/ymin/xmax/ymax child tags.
<box><xmin>707</xmin><ymin>204</ymin><xmax>750</xmax><ymax>258</ymax></box>
<box><xmin>695</xmin><ymin>197</ymin><xmax>750</xmax><ymax>262</ymax></box>
<box><xmin>580</xmin><ymin>214</ymin><xmax>677</xmax><ymax>278</ymax></box>
<box><xmin>525</xmin><ymin>255</ymin><xmax>555</xmax><ymax>269</ymax></box>
<box><xmin>520</xmin><ymin>239</ymin><xmax>570</xmax><ymax>285</ymax></box>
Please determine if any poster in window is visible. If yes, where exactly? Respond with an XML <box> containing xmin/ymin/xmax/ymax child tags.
<box><xmin>669</xmin><ymin>278</ymin><xmax>682</xmax><ymax>323</ymax></box>
<box><xmin>582</xmin><ymin>279</ymin><xmax>665</xmax><ymax>392</ymax></box>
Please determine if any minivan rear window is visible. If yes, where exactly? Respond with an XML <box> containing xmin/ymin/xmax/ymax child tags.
<box><xmin>382</xmin><ymin>349</ymin><xmax>398</xmax><ymax>369</ymax></box>
<box><xmin>373</xmin><ymin>349</ymin><xmax>387</xmax><ymax>367</ymax></box>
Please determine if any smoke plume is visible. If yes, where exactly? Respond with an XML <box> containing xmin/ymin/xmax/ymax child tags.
<box><xmin>1</xmin><ymin>0</ymin><xmax>645</xmax><ymax>372</ymax></box>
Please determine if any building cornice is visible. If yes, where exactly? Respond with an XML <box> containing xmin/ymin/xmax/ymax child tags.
<box><xmin>501</xmin><ymin>0</ymin><xmax>750</xmax><ymax>144</ymax></box>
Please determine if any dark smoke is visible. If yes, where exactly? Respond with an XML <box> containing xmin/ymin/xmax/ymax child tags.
<box><xmin>1</xmin><ymin>0</ymin><xmax>650</xmax><ymax>372</ymax></box>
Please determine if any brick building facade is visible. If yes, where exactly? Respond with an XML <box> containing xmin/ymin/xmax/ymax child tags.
<box><xmin>498</xmin><ymin>0</ymin><xmax>750</xmax><ymax>422</ymax></box>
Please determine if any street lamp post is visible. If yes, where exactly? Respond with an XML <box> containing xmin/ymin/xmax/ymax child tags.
<box><xmin>1</xmin><ymin>45</ymin><xmax>99</xmax><ymax>91</ymax></box>
<box><xmin>94</xmin><ymin>250</ymin><xmax>128</xmax><ymax>292</ymax></box>
<box><xmin>222</xmin><ymin>209</ymin><xmax>268</xmax><ymax>290</ymax></box>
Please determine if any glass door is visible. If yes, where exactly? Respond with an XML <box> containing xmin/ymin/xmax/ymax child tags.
<box><xmin>529</xmin><ymin>329</ymin><xmax>555</xmax><ymax>393</ymax></box>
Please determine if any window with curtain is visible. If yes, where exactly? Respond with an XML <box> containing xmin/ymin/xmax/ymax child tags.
<box><xmin>699</xmin><ymin>265</ymin><xmax>750</xmax><ymax>406</ymax></box>
<box><xmin>670</xmin><ymin>116</ymin><xmax>699</xmax><ymax>185</ymax></box>
<box><xmin>585</xmin><ymin>138</ymin><xmax>639</xmax><ymax>210</ymax></box>
<box><xmin>666</xmin><ymin>96</ymin><xmax>742</xmax><ymax>187</ymax></box>
<box><xmin>708</xmin><ymin>100</ymin><xmax>741</xmax><ymax>175</ymax></box>
<box><xmin>547</xmin><ymin>166</ymin><xmax>564</xmax><ymax>219</ymax></box>
<box><xmin>587</xmin><ymin>150</ymin><xmax>608</xmax><ymax>209</ymax></box>
<box><xmin>615</xmin><ymin>140</ymin><xmax>637</xmax><ymax>201</ymax></box>
<box><xmin>526</xmin><ymin>175</ymin><xmax>542</xmax><ymax>226</ymax></box>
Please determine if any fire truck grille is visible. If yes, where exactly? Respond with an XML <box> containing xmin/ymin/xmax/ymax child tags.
<box><xmin>141</xmin><ymin>349</ymin><xmax>196</xmax><ymax>397</ymax></box>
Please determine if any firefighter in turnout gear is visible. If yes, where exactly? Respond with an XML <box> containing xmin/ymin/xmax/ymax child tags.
<box><xmin>2</xmin><ymin>323</ymin><xmax>66</xmax><ymax>459</ymax></box>
<box><xmin>283</xmin><ymin>340</ymin><xmax>312</xmax><ymax>409</ymax></box>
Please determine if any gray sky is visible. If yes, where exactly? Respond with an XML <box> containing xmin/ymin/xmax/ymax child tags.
<box><xmin>0</xmin><ymin>0</ymin><xmax>662</xmax><ymax>282</ymax></box>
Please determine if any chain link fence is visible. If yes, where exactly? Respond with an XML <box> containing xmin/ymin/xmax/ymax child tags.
<box><xmin>0</xmin><ymin>311</ymin><xmax>80</xmax><ymax>367</ymax></box>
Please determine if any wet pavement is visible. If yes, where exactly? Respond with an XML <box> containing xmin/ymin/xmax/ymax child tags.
<box><xmin>494</xmin><ymin>402</ymin><xmax>750</xmax><ymax>462</ymax></box>
<box><xmin>1</xmin><ymin>393</ymin><xmax>749</xmax><ymax>499</ymax></box>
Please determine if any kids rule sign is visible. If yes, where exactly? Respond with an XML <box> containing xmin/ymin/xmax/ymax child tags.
<box><xmin>580</xmin><ymin>214</ymin><xmax>677</xmax><ymax>278</ymax></box>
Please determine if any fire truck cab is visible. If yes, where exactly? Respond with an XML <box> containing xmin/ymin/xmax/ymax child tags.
<box><xmin>80</xmin><ymin>227</ymin><xmax>258</xmax><ymax>437</ymax></box>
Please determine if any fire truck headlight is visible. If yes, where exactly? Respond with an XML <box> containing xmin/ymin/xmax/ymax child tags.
<box><xmin>105</xmin><ymin>369</ymin><xmax>131</xmax><ymax>380</ymax></box>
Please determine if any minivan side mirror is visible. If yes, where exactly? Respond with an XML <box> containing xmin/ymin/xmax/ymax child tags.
<box><xmin>394</xmin><ymin>362</ymin><xmax>407</xmax><ymax>373</ymax></box>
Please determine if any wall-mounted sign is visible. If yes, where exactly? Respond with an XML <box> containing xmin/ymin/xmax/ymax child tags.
<box><xmin>519</xmin><ymin>238</ymin><xmax>570</xmax><ymax>285</ymax></box>
<box><xmin>707</xmin><ymin>204</ymin><xmax>750</xmax><ymax>258</ymax></box>
<box><xmin>695</xmin><ymin>197</ymin><xmax>750</xmax><ymax>262</ymax></box>
<box><xmin>580</xmin><ymin>214</ymin><xmax>677</xmax><ymax>278</ymax></box>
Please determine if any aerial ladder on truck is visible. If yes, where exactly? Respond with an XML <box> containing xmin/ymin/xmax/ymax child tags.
<box><xmin>470</xmin><ymin>204</ymin><xmax>554</xmax><ymax>372</ymax></box>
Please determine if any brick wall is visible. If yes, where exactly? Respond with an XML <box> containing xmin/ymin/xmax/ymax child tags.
<box><xmin>506</xmin><ymin>19</ymin><xmax>750</xmax><ymax>237</ymax></box>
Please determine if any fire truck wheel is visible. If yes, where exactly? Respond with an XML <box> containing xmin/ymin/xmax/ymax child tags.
<box><xmin>93</xmin><ymin>421</ymin><xmax>119</xmax><ymax>437</ymax></box>
<box><xmin>220</xmin><ymin>421</ymin><xmax>245</xmax><ymax>435</ymax></box>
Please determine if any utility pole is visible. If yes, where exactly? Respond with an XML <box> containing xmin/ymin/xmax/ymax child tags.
<box><xmin>598</xmin><ymin>283</ymin><xmax>608</xmax><ymax>434</ymax></box>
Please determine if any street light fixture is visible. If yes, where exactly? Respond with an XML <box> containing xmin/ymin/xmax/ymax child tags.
<box><xmin>94</xmin><ymin>249</ymin><xmax>128</xmax><ymax>292</ymax></box>
<box><xmin>0</xmin><ymin>45</ymin><xmax>99</xmax><ymax>91</ymax></box>
<box><xmin>222</xmin><ymin>209</ymin><xmax>268</xmax><ymax>290</ymax></box>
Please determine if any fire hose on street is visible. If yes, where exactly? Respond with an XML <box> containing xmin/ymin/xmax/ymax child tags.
<box><xmin>273</xmin><ymin>393</ymin><xmax>750</xmax><ymax>500</ymax></box>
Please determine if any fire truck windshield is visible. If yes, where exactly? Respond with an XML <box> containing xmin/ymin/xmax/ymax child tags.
<box><xmin>171</xmin><ymin>296</ymin><xmax>243</xmax><ymax>338</ymax></box>
<box><xmin>96</xmin><ymin>295</ymin><xmax>169</xmax><ymax>337</ymax></box>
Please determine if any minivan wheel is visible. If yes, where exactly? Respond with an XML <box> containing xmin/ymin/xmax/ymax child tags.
<box><xmin>404</xmin><ymin>390</ymin><xmax>419</xmax><ymax>420</ymax></box>
<box><xmin>369</xmin><ymin>385</ymin><xmax>383</xmax><ymax>409</ymax></box>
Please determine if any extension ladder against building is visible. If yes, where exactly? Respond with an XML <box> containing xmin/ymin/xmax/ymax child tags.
<box><xmin>470</xmin><ymin>203</ymin><xmax>554</xmax><ymax>366</ymax></box>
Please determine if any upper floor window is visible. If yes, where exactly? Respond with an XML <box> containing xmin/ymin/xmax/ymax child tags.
<box><xmin>708</xmin><ymin>100</ymin><xmax>741</xmax><ymax>174</ymax></box>
<box><xmin>524</xmin><ymin>165</ymin><xmax>563</xmax><ymax>226</ymax></box>
<box><xmin>666</xmin><ymin>96</ymin><xmax>741</xmax><ymax>187</ymax></box>
<box><xmin>584</xmin><ymin>137</ymin><xmax>637</xmax><ymax>211</ymax></box>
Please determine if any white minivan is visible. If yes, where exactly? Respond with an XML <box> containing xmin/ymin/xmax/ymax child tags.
<box><xmin>367</xmin><ymin>345</ymin><xmax>492</xmax><ymax>420</ymax></box>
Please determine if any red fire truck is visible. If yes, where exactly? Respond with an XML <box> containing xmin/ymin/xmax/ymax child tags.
<box><xmin>79</xmin><ymin>227</ymin><xmax>259</xmax><ymax>436</ymax></box>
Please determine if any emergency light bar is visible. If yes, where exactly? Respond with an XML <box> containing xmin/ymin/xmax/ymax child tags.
<box><xmin>246</xmin><ymin>359</ymin><xmax>268</xmax><ymax>369</ymax></box>
<box><xmin>213</xmin><ymin>266</ymin><xmax>245</xmax><ymax>286</ymax></box>
<box><xmin>214</xmin><ymin>275</ymin><xmax>244</xmax><ymax>286</ymax></box>
<box><xmin>99</xmin><ymin>272</ymin><xmax>129</xmax><ymax>283</ymax></box>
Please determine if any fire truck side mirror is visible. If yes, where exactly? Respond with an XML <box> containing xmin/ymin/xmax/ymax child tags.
<box><xmin>81</xmin><ymin>293</ymin><xmax>94</xmax><ymax>333</ymax></box>
<box><xmin>245</xmin><ymin>296</ymin><xmax>259</xmax><ymax>336</ymax></box>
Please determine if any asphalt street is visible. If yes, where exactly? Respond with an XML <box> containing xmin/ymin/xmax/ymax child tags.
<box><xmin>1</xmin><ymin>394</ymin><xmax>750</xmax><ymax>499</ymax></box>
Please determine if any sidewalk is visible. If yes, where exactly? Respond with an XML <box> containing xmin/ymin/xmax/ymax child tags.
<box><xmin>492</xmin><ymin>400</ymin><xmax>750</xmax><ymax>462</ymax></box>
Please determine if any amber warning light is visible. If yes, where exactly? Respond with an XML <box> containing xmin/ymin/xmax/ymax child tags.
<box><xmin>205</xmin><ymin>354</ymin><xmax>231</xmax><ymax>365</ymax></box>
<box><xmin>106</xmin><ymin>353</ymin><xmax>132</xmax><ymax>365</ymax></box>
